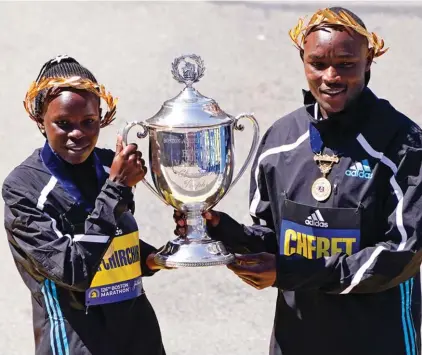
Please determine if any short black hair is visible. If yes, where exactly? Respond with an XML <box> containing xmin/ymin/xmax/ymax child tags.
<box><xmin>34</xmin><ymin>55</ymin><xmax>98</xmax><ymax>118</ymax></box>
<box><xmin>328</xmin><ymin>7</ymin><xmax>367</xmax><ymax>29</ymax></box>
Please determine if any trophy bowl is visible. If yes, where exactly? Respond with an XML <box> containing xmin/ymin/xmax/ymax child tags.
<box><xmin>122</xmin><ymin>54</ymin><xmax>259</xmax><ymax>268</ymax></box>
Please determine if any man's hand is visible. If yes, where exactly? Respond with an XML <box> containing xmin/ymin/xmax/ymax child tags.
<box><xmin>173</xmin><ymin>209</ymin><xmax>220</xmax><ymax>237</ymax></box>
<box><xmin>228</xmin><ymin>252</ymin><xmax>276</xmax><ymax>290</ymax></box>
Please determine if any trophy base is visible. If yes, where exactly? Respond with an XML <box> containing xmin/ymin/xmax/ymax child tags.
<box><xmin>154</xmin><ymin>237</ymin><xmax>235</xmax><ymax>268</ymax></box>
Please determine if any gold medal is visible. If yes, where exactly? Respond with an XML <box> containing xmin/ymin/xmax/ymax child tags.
<box><xmin>312</xmin><ymin>177</ymin><xmax>332</xmax><ymax>202</ymax></box>
<box><xmin>312</xmin><ymin>153</ymin><xmax>339</xmax><ymax>201</ymax></box>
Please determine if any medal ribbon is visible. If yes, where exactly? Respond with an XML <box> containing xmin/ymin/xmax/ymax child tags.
<box><xmin>309</xmin><ymin>104</ymin><xmax>339</xmax><ymax>201</ymax></box>
<box><xmin>310</xmin><ymin>123</ymin><xmax>324</xmax><ymax>154</ymax></box>
<box><xmin>309</xmin><ymin>103</ymin><xmax>343</xmax><ymax>156</ymax></box>
<box><xmin>310</xmin><ymin>103</ymin><xmax>324</xmax><ymax>154</ymax></box>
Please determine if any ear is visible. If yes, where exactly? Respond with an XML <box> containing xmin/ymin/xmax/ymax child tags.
<box><xmin>366</xmin><ymin>47</ymin><xmax>375</xmax><ymax>72</ymax></box>
<box><xmin>37</xmin><ymin>122</ymin><xmax>46</xmax><ymax>136</ymax></box>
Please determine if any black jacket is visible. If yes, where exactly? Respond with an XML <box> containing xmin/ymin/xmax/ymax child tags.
<box><xmin>2</xmin><ymin>144</ymin><xmax>165</xmax><ymax>355</ymax></box>
<box><xmin>210</xmin><ymin>88</ymin><xmax>422</xmax><ymax>355</ymax></box>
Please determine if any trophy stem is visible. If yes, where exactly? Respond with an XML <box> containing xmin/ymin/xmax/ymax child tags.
<box><xmin>185</xmin><ymin>208</ymin><xmax>209</xmax><ymax>242</ymax></box>
<box><xmin>153</xmin><ymin>206</ymin><xmax>234</xmax><ymax>267</ymax></box>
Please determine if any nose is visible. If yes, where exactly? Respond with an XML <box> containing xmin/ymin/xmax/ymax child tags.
<box><xmin>68</xmin><ymin>127</ymin><xmax>85</xmax><ymax>140</ymax></box>
<box><xmin>322</xmin><ymin>66</ymin><xmax>341</xmax><ymax>84</ymax></box>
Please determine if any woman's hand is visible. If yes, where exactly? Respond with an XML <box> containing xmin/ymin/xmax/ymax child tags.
<box><xmin>146</xmin><ymin>253</ymin><xmax>175</xmax><ymax>271</ymax></box>
<box><xmin>109</xmin><ymin>135</ymin><xmax>147</xmax><ymax>187</ymax></box>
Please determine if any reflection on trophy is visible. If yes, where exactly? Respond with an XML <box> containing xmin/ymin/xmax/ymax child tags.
<box><xmin>122</xmin><ymin>54</ymin><xmax>260</xmax><ymax>267</ymax></box>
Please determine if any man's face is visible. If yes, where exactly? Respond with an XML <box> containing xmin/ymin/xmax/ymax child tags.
<box><xmin>303</xmin><ymin>26</ymin><xmax>372</xmax><ymax>117</ymax></box>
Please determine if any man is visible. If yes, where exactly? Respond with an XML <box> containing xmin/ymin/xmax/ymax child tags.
<box><xmin>175</xmin><ymin>7</ymin><xmax>422</xmax><ymax>355</ymax></box>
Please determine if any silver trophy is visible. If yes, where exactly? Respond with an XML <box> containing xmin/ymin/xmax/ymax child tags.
<box><xmin>122</xmin><ymin>54</ymin><xmax>259</xmax><ymax>267</ymax></box>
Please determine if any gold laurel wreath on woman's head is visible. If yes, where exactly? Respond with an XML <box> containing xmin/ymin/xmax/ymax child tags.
<box><xmin>288</xmin><ymin>8</ymin><xmax>388</xmax><ymax>58</ymax></box>
<box><xmin>23</xmin><ymin>76</ymin><xmax>118</xmax><ymax>128</ymax></box>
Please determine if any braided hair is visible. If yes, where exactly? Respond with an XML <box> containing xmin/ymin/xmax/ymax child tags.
<box><xmin>34</xmin><ymin>55</ymin><xmax>99</xmax><ymax>119</ymax></box>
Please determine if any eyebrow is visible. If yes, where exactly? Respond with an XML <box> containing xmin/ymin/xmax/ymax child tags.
<box><xmin>51</xmin><ymin>113</ymin><xmax>99</xmax><ymax>120</ymax></box>
<box><xmin>307</xmin><ymin>53</ymin><xmax>358</xmax><ymax>60</ymax></box>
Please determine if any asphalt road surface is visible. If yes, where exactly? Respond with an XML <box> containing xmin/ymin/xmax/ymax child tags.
<box><xmin>0</xmin><ymin>1</ymin><xmax>421</xmax><ymax>354</ymax></box>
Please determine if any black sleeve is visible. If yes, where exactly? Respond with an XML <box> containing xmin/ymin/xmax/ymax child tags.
<box><xmin>128</xmin><ymin>196</ymin><xmax>159</xmax><ymax>277</ymax></box>
<box><xmin>139</xmin><ymin>239</ymin><xmax>159</xmax><ymax>276</ymax></box>
<box><xmin>3</xmin><ymin>177</ymin><xmax>134</xmax><ymax>292</ymax></box>
<box><xmin>276</xmin><ymin>144</ymin><xmax>422</xmax><ymax>294</ymax></box>
<box><xmin>207</xmin><ymin>130</ymin><xmax>278</xmax><ymax>254</ymax></box>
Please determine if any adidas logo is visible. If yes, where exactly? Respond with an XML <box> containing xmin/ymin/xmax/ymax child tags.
<box><xmin>305</xmin><ymin>210</ymin><xmax>328</xmax><ymax>228</ymax></box>
<box><xmin>345</xmin><ymin>159</ymin><xmax>373</xmax><ymax>180</ymax></box>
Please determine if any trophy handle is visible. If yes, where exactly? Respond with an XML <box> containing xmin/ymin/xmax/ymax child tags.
<box><xmin>227</xmin><ymin>113</ymin><xmax>260</xmax><ymax>194</ymax></box>
<box><xmin>121</xmin><ymin>121</ymin><xmax>169</xmax><ymax>205</ymax></box>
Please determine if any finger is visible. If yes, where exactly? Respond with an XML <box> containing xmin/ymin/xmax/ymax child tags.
<box><xmin>239</xmin><ymin>277</ymin><xmax>260</xmax><ymax>289</ymax></box>
<box><xmin>202</xmin><ymin>210</ymin><xmax>220</xmax><ymax>226</ymax></box>
<box><xmin>135</xmin><ymin>154</ymin><xmax>144</xmax><ymax>166</ymax></box>
<box><xmin>202</xmin><ymin>210</ymin><xmax>215</xmax><ymax>220</ymax></box>
<box><xmin>135</xmin><ymin>161</ymin><xmax>145</xmax><ymax>174</ymax></box>
<box><xmin>173</xmin><ymin>210</ymin><xmax>186</xmax><ymax>221</ymax></box>
<box><xmin>128</xmin><ymin>154</ymin><xmax>137</xmax><ymax>162</ymax></box>
<box><xmin>237</xmin><ymin>274</ymin><xmax>260</xmax><ymax>284</ymax></box>
<box><xmin>174</xmin><ymin>228</ymin><xmax>186</xmax><ymax>237</ymax></box>
<box><xmin>121</xmin><ymin>143</ymin><xmax>138</xmax><ymax>158</ymax></box>
<box><xmin>227</xmin><ymin>262</ymin><xmax>262</xmax><ymax>275</ymax></box>
<box><xmin>178</xmin><ymin>226</ymin><xmax>187</xmax><ymax>237</ymax></box>
<box><xmin>115</xmin><ymin>135</ymin><xmax>123</xmax><ymax>156</ymax></box>
<box><xmin>232</xmin><ymin>255</ymin><xmax>262</xmax><ymax>267</ymax></box>
<box><xmin>234</xmin><ymin>252</ymin><xmax>268</xmax><ymax>262</ymax></box>
<box><xmin>237</xmin><ymin>274</ymin><xmax>268</xmax><ymax>290</ymax></box>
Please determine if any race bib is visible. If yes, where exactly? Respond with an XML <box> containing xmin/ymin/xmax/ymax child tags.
<box><xmin>280</xmin><ymin>200</ymin><xmax>361</xmax><ymax>259</ymax></box>
<box><xmin>86</xmin><ymin>231</ymin><xmax>144</xmax><ymax>306</ymax></box>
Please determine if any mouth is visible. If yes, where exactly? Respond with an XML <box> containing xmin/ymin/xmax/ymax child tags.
<box><xmin>66</xmin><ymin>144</ymin><xmax>91</xmax><ymax>153</ymax></box>
<box><xmin>320</xmin><ymin>87</ymin><xmax>347</xmax><ymax>97</ymax></box>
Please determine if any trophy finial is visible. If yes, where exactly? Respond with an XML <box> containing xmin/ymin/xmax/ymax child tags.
<box><xmin>171</xmin><ymin>54</ymin><xmax>205</xmax><ymax>87</ymax></box>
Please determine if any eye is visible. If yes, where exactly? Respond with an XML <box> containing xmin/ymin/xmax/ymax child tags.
<box><xmin>55</xmin><ymin>120</ymin><xmax>70</xmax><ymax>128</ymax></box>
<box><xmin>83</xmin><ymin>117</ymin><xmax>99</xmax><ymax>126</ymax></box>
<box><xmin>338</xmin><ymin>62</ymin><xmax>356</xmax><ymax>68</ymax></box>
<box><xmin>310</xmin><ymin>62</ymin><xmax>325</xmax><ymax>70</ymax></box>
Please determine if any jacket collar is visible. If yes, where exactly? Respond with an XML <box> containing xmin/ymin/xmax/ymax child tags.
<box><xmin>303</xmin><ymin>87</ymin><xmax>378</xmax><ymax>135</ymax></box>
<box><xmin>40</xmin><ymin>142</ymin><xmax>108</xmax><ymax>210</ymax></box>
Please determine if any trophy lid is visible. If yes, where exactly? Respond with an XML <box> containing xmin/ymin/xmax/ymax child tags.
<box><xmin>145</xmin><ymin>54</ymin><xmax>234</xmax><ymax>128</ymax></box>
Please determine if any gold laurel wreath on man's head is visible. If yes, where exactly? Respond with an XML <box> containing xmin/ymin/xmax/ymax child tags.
<box><xmin>288</xmin><ymin>8</ymin><xmax>388</xmax><ymax>58</ymax></box>
<box><xmin>23</xmin><ymin>76</ymin><xmax>118</xmax><ymax>128</ymax></box>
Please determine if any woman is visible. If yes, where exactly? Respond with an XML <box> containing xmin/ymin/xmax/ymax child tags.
<box><xmin>175</xmin><ymin>7</ymin><xmax>422</xmax><ymax>355</ymax></box>
<box><xmin>3</xmin><ymin>55</ymin><xmax>167</xmax><ymax>355</ymax></box>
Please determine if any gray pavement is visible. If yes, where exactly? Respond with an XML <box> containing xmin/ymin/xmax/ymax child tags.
<box><xmin>0</xmin><ymin>1</ymin><xmax>421</xmax><ymax>354</ymax></box>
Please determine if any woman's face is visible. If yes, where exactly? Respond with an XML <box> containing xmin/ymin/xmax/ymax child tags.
<box><xmin>41</xmin><ymin>89</ymin><xmax>101</xmax><ymax>164</ymax></box>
